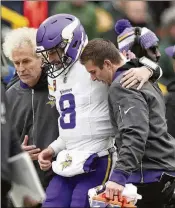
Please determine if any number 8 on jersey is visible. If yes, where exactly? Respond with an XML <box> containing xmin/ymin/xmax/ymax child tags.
<box><xmin>59</xmin><ymin>93</ymin><xmax>76</xmax><ymax>129</ymax></box>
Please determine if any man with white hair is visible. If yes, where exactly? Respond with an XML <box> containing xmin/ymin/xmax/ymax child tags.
<box><xmin>3</xmin><ymin>27</ymin><xmax>59</xmax><ymax>196</ymax></box>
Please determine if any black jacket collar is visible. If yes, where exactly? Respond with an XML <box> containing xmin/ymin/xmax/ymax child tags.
<box><xmin>20</xmin><ymin>69</ymin><xmax>48</xmax><ymax>90</ymax></box>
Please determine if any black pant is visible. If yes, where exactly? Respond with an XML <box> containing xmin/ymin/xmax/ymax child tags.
<box><xmin>135</xmin><ymin>173</ymin><xmax>175</xmax><ymax>208</ymax></box>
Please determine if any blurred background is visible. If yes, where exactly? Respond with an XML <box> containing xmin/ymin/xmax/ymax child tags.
<box><xmin>1</xmin><ymin>0</ymin><xmax>175</xmax><ymax>93</ymax></box>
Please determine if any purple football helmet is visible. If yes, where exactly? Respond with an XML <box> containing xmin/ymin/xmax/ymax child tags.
<box><xmin>36</xmin><ymin>14</ymin><xmax>88</xmax><ymax>78</ymax></box>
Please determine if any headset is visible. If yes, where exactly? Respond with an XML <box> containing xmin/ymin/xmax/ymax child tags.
<box><xmin>130</xmin><ymin>27</ymin><xmax>147</xmax><ymax>58</ymax></box>
<box><xmin>131</xmin><ymin>27</ymin><xmax>160</xmax><ymax>62</ymax></box>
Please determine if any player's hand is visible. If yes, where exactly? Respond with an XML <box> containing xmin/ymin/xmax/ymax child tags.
<box><xmin>122</xmin><ymin>50</ymin><xmax>136</xmax><ymax>60</ymax></box>
<box><xmin>120</xmin><ymin>66</ymin><xmax>152</xmax><ymax>90</ymax></box>
<box><xmin>38</xmin><ymin>147</ymin><xmax>54</xmax><ymax>171</ymax></box>
<box><xmin>21</xmin><ymin>135</ymin><xmax>41</xmax><ymax>161</ymax></box>
<box><xmin>105</xmin><ymin>181</ymin><xmax>124</xmax><ymax>201</ymax></box>
<box><xmin>23</xmin><ymin>196</ymin><xmax>40</xmax><ymax>207</ymax></box>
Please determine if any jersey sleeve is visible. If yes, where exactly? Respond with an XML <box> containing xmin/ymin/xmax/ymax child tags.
<box><xmin>49</xmin><ymin>137</ymin><xmax>66</xmax><ymax>156</ymax></box>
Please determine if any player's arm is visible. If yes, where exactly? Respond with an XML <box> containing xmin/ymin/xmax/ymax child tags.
<box><xmin>108</xmin><ymin>83</ymin><xmax>149</xmax><ymax>186</ymax></box>
<box><xmin>49</xmin><ymin>137</ymin><xmax>66</xmax><ymax>156</ymax></box>
<box><xmin>38</xmin><ymin>137</ymin><xmax>66</xmax><ymax>171</ymax></box>
<box><xmin>120</xmin><ymin>57</ymin><xmax>162</xmax><ymax>89</ymax></box>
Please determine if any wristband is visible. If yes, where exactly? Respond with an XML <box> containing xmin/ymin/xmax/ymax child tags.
<box><xmin>139</xmin><ymin>56</ymin><xmax>162</xmax><ymax>81</ymax></box>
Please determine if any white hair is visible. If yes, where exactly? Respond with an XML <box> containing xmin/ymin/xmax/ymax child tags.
<box><xmin>3</xmin><ymin>27</ymin><xmax>40</xmax><ymax>61</ymax></box>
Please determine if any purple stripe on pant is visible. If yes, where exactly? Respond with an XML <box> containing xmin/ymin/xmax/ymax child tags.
<box><xmin>43</xmin><ymin>155</ymin><xmax>111</xmax><ymax>207</ymax></box>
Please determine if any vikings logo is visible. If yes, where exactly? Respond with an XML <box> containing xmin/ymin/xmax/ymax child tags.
<box><xmin>46</xmin><ymin>95</ymin><xmax>56</xmax><ymax>108</ymax></box>
<box><xmin>61</xmin><ymin>154</ymin><xmax>72</xmax><ymax>170</ymax></box>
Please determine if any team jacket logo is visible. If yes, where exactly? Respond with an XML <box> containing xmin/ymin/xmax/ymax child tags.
<box><xmin>46</xmin><ymin>95</ymin><xmax>56</xmax><ymax>108</ymax></box>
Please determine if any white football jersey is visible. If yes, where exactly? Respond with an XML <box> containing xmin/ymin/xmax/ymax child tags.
<box><xmin>48</xmin><ymin>61</ymin><xmax>115</xmax><ymax>154</ymax></box>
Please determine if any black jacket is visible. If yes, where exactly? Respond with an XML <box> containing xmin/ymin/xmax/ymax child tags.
<box><xmin>165</xmin><ymin>78</ymin><xmax>175</xmax><ymax>138</ymax></box>
<box><xmin>6</xmin><ymin>71</ymin><xmax>59</xmax><ymax>189</ymax></box>
<box><xmin>108</xmin><ymin>62</ymin><xmax>175</xmax><ymax>184</ymax></box>
<box><xmin>1</xmin><ymin>82</ymin><xmax>22</xmax><ymax>194</ymax></box>
<box><xmin>6</xmin><ymin>72</ymin><xmax>19</xmax><ymax>90</ymax></box>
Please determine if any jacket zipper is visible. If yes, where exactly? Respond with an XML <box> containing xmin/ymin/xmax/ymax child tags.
<box><xmin>140</xmin><ymin>161</ymin><xmax>144</xmax><ymax>183</ymax></box>
<box><xmin>32</xmin><ymin>89</ymin><xmax>35</xmax><ymax>145</ymax></box>
<box><xmin>119</xmin><ymin>105</ymin><xmax>123</xmax><ymax>122</ymax></box>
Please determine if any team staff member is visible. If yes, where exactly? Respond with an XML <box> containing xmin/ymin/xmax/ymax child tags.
<box><xmin>80</xmin><ymin>38</ymin><xmax>175</xmax><ymax>208</ymax></box>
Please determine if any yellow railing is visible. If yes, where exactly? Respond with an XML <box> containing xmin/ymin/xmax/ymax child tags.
<box><xmin>1</xmin><ymin>5</ymin><xmax>29</xmax><ymax>29</ymax></box>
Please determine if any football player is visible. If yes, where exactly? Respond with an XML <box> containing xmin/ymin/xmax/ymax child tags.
<box><xmin>37</xmin><ymin>14</ymin><xmax>162</xmax><ymax>207</ymax></box>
